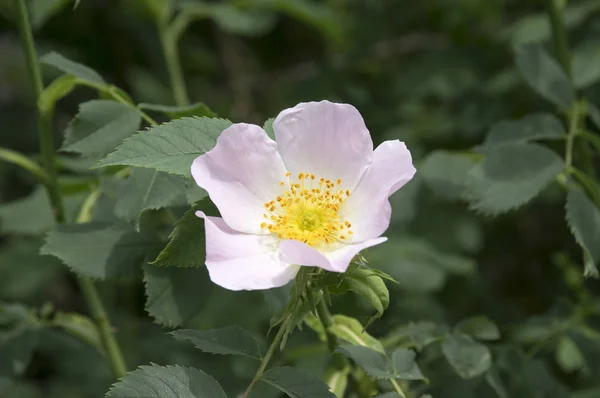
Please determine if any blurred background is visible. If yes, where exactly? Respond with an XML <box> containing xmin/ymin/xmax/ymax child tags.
<box><xmin>1</xmin><ymin>0</ymin><xmax>600</xmax><ymax>397</ymax></box>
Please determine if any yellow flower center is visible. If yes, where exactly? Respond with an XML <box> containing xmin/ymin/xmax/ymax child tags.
<box><xmin>260</xmin><ymin>172</ymin><xmax>353</xmax><ymax>247</ymax></box>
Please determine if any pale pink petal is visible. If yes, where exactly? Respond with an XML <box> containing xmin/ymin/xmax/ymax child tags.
<box><xmin>191</xmin><ymin>123</ymin><xmax>288</xmax><ymax>234</ymax></box>
<box><xmin>198</xmin><ymin>212</ymin><xmax>300</xmax><ymax>291</ymax></box>
<box><xmin>340</xmin><ymin>140</ymin><xmax>415</xmax><ymax>242</ymax></box>
<box><xmin>279</xmin><ymin>237</ymin><xmax>387</xmax><ymax>273</ymax></box>
<box><xmin>273</xmin><ymin>101</ymin><xmax>373</xmax><ymax>190</ymax></box>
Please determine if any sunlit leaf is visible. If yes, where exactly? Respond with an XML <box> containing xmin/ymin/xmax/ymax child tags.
<box><xmin>95</xmin><ymin>117</ymin><xmax>232</xmax><ymax>177</ymax></box>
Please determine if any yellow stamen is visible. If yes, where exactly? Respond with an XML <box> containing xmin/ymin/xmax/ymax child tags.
<box><xmin>259</xmin><ymin>171</ymin><xmax>353</xmax><ymax>247</ymax></box>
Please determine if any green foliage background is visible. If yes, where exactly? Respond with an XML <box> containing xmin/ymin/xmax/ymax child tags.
<box><xmin>1</xmin><ymin>0</ymin><xmax>600</xmax><ymax>397</ymax></box>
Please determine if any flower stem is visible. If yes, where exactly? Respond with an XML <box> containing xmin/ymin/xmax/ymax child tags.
<box><xmin>390</xmin><ymin>379</ymin><xmax>408</xmax><ymax>398</ymax></box>
<box><xmin>75</xmin><ymin>189</ymin><xmax>128</xmax><ymax>379</ymax></box>
<box><xmin>159</xmin><ymin>23</ymin><xmax>189</xmax><ymax>106</ymax></box>
<box><xmin>316</xmin><ymin>297</ymin><xmax>338</xmax><ymax>353</ymax></box>
<box><xmin>242</xmin><ymin>316</ymin><xmax>291</xmax><ymax>398</ymax></box>
<box><xmin>14</xmin><ymin>0</ymin><xmax>65</xmax><ymax>222</ymax></box>
<box><xmin>565</xmin><ymin>103</ymin><xmax>581</xmax><ymax>170</ymax></box>
<box><xmin>546</xmin><ymin>0</ymin><xmax>571</xmax><ymax>78</ymax></box>
<box><xmin>0</xmin><ymin>146</ymin><xmax>50</xmax><ymax>186</ymax></box>
<box><xmin>78</xmin><ymin>277</ymin><xmax>128</xmax><ymax>378</ymax></box>
<box><xmin>14</xmin><ymin>0</ymin><xmax>128</xmax><ymax>380</ymax></box>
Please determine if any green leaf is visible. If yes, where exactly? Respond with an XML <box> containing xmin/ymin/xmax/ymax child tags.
<box><xmin>0</xmin><ymin>186</ymin><xmax>54</xmax><ymax>235</ymax></box>
<box><xmin>264</xmin><ymin>117</ymin><xmax>275</xmax><ymax>140</ymax></box>
<box><xmin>386</xmin><ymin>321</ymin><xmax>449</xmax><ymax>351</ymax></box>
<box><xmin>588</xmin><ymin>103</ymin><xmax>600</xmax><ymax>131</ymax></box>
<box><xmin>185</xmin><ymin>183</ymin><xmax>208</xmax><ymax>205</ymax></box>
<box><xmin>420</xmin><ymin>151</ymin><xmax>478</xmax><ymax>200</ymax></box>
<box><xmin>95</xmin><ymin>117</ymin><xmax>232</xmax><ymax>177</ymax></box>
<box><xmin>566</xmin><ymin>186</ymin><xmax>600</xmax><ymax>277</ymax></box>
<box><xmin>0</xmin><ymin>239</ymin><xmax>63</xmax><ymax>302</ymax></box>
<box><xmin>455</xmin><ymin>316</ymin><xmax>501</xmax><ymax>341</ymax></box>
<box><xmin>339</xmin><ymin>267</ymin><xmax>389</xmax><ymax>320</ymax></box>
<box><xmin>28</xmin><ymin>0</ymin><xmax>73</xmax><ymax>30</ymax></box>
<box><xmin>63</xmin><ymin>100</ymin><xmax>141</xmax><ymax>157</ymax></box>
<box><xmin>368</xmin><ymin>236</ymin><xmax>474</xmax><ymax>293</ymax></box>
<box><xmin>260</xmin><ymin>366</ymin><xmax>336</xmax><ymax>398</ymax></box>
<box><xmin>143</xmin><ymin>264</ymin><xmax>213</xmax><ymax>327</ymax></box>
<box><xmin>38</xmin><ymin>74</ymin><xmax>77</xmax><ymax>117</ymax></box>
<box><xmin>171</xmin><ymin>326</ymin><xmax>261</xmax><ymax>359</ymax></box>
<box><xmin>210</xmin><ymin>4</ymin><xmax>277</xmax><ymax>36</ymax></box>
<box><xmin>572</xmin><ymin>40</ymin><xmax>600</xmax><ymax>88</ymax></box>
<box><xmin>0</xmin><ymin>303</ymin><xmax>39</xmax><ymax>381</ymax></box>
<box><xmin>466</xmin><ymin>143</ymin><xmax>563</xmax><ymax>214</ymax></box>
<box><xmin>555</xmin><ymin>336</ymin><xmax>585</xmax><ymax>372</ymax></box>
<box><xmin>51</xmin><ymin>312</ymin><xmax>103</xmax><ymax>354</ymax></box>
<box><xmin>391</xmin><ymin>349</ymin><xmax>426</xmax><ymax>380</ymax></box>
<box><xmin>106</xmin><ymin>364</ymin><xmax>227</xmax><ymax>398</ymax></box>
<box><xmin>335</xmin><ymin>345</ymin><xmax>423</xmax><ymax>381</ymax></box>
<box><xmin>325</xmin><ymin>367</ymin><xmax>348</xmax><ymax>398</ymax></box>
<box><xmin>442</xmin><ymin>334</ymin><xmax>492</xmax><ymax>379</ymax></box>
<box><xmin>41</xmin><ymin>223</ymin><xmax>158</xmax><ymax>279</ymax></box>
<box><xmin>485</xmin><ymin>368</ymin><xmax>508</xmax><ymax>398</ymax></box>
<box><xmin>142</xmin><ymin>0</ymin><xmax>173</xmax><ymax>22</ymax></box>
<box><xmin>138</xmin><ymin>103</ymin><xmax>218</xmax><ymax>120</ymax></box>
<box><xmin>515</xmin><ymin>43</ymin><xmax>575</xmax><ymax>108</ymax></box>
<box><xmin>152</xmin><ymin>199</ymin><xmax>217</xmax><ymax>268</ymax></box>
<box><xmin>328</xmin><ymin>315</ymin><xmax>385</xmax><ymax>353</ymax></box>
<box><xmin>335</xmin><ymin>345</ymin><xmax>391</xmax><ymax>378</ymax></box>
<box><xmin>115</xmin><ymin>168</ymin><xmax>187</xmax><ymax>223</ymax></box>
<box><xmin>480</xmin><ymin>113</ymin><xmax>565</xmax><ymax>150</ymax></box>
<box><xmin>41</xmin><ymin>51</ymin><xmax>105</xmax><ymax>85</ymax></box>
<box><xmin>250</xmin><ymin>0</ymin><xmax>343</xmax><ymax>43</ymax></box>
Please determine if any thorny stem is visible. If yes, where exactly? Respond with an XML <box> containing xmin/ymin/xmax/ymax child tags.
<box><xmin>14</xmin><ymin>0</ymin><xmax>65</xmax><ymax>222</ymax></box>
<box><xmin>390</xmin><ymin>379</ymin><xmax>408</xmax><ymax>398</ymax></box>
<box><xmin>14</xmin><ymin>0</ymin><xmax>128</xmax><ymax>380</ymax></box>
<box><xmin>242</xmin><ymin>315</ymin><xmax>291</xmax><ymax>398</ymax></box>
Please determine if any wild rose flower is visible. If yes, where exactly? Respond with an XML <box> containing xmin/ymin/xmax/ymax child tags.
<box><xmin>191</xmin><ymin>101</ymin><xmax>416</xmax><ymax>291</ymax></box>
